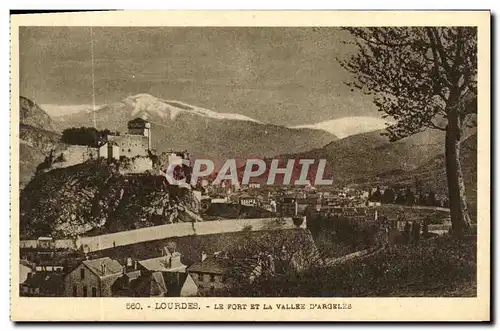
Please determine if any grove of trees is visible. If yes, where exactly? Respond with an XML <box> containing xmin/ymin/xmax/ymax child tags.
<box><xmin>61</xmin><ymin>127</ymin><xmax>113</xmax><ymax>147</ymax></box>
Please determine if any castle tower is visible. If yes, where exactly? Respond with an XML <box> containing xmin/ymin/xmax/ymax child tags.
<box><xmin>127</xmin><ymin>117</ymin><xmax>152</xmax><ymax>150</ymax></box>
<box><xmin>144</xmin><ymin>121</ymin><xmax>151</xmax><ymax>150</ymax></box>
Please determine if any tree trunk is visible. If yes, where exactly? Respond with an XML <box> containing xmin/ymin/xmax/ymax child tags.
<box><xmin>445</xmin><ymin>123</ymin><xmax>472</xmax><ymax>237</ymax></box>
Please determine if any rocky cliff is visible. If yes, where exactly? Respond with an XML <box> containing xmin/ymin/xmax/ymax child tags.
<box><xmin>20</xmin><ymin>160</ymin><xmax>200</xmax><ymax>238</ymax></box>
<box><xmin>19</xmin><ymin>97</ymin><xmax>62</xmax><ymax>187</ymax></box>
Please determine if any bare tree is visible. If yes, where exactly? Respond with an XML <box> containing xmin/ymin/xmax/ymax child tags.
<box><xmin>339</xmin><ymin>27</ymin><xmax>477</xmax><ymax>236</ymax></box>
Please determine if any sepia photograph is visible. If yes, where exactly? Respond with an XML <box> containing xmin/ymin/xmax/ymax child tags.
<box><xmin>10</xmin><ymin>11</ymin><xmax>490</xmax><ymax>321</ymax></box>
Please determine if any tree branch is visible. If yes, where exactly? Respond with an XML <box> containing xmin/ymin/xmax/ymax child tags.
<box><xmin>430</xmin><ymin>28</ymin><xmax>452</xmax><ymax>73</ymax></box>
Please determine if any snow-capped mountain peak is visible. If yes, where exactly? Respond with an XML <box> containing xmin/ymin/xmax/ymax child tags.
<box><xmin>291</xmin><ymin>116</ymin><xmax>392</xmax><ymax>139</ymax></box>
<box><xmin>124</xmin><ymin>93</ymin><xmax>262</xmax><ymax>123</ymax></box>
<box><xmin>42</xmin><ymin>93</ymin><xmax>263</xmax><ymax>124</ymax></box>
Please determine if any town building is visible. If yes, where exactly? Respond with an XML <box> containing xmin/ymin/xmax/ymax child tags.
<box><xmin>187</xmin><ymin>256</ymin><xmax>232</xmax><ymax>296</ymax></box>
<box><xmin>34</xmin><ymin>261</ymin><xmax>64</xmax><ymax>273</ymax></box>
<box><xmin>124</xmin><ymin>270</ymin><xmax>198</xmax><ymax>297</ymax></box>
<box><xmin>36</xmin><ymin>237</ymin><xmax>54</xmax><ymax>249</ymax></box>
<box><xmin>111</xmin><ymin>248</ymin><xmax>197</xmax><ymax>297</ymax></box>
<box><xmin>137</xmin><ymin>252</ymin><xmax>187</xmax><ymax>273</ymax></box>
<box><xmin>238</xmin><ymin>194</ymin><xmax>257</xmax><ymax>207</ymax></box>
<box><xmin>63</xmin><ymin>257</ymin><xmax>124</xmax><ymax>297</ymax></box>
<box><xmin>278</xmin><ymin>196</ymin><xmax>299</xmax><ymax>216</ymax></box>
<box><xmin>109</xmin><ymin>258</ymin><xmax>141</xmax><ymax>296</ymax></box>
<box><xmin>186</xmin><ymin>249</ymin><xmax>287</xmax><ymax>296</ymax></box>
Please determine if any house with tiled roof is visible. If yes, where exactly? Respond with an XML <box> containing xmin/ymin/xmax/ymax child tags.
<box><xmin>130</xmin><ymin>271</ymin><xmax>168</xmax><ymax>297</ymax></box>
<box><xmin>63</xmin><ymin>257</ymin><xmax>124</xmax><ymax>297</ymax></box>
<box><xmin>187</xmin><ymin>254</ymin><xmax>263</xmax><ymax>296</ymax></box>
<box><xmin>137</xmin><ymin>252</ymin><xmax>187</xmax><ymax>273</ymax></box>
<box><xmin>111</xmin><ymin>270</ymin><xmax>142</xmax><ymax>297</ymax></box>
<box><xmin>115</xmin><ymin>270</ymin><xmax>197</xmax><ymax>297</ymax></box>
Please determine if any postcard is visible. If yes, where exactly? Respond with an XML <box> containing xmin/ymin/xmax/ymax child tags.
<box><xmin>10</xmin><ymin>10</ymin><xmax>490</xmax><ymax>321</ymax></box>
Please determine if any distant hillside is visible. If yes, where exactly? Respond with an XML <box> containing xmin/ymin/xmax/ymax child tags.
<box><xmin>19</xmin><ymin>97</ymin><xmax>62</xmax><ymax>187</ymax></box>
<box><xmin>347</xmin><ymin>132</ymin><xmax>478</xmax><ymax>215</ymax></box>
<box><xmin>53</xmin><ymin>94</ymin><xmax>337</xmax><ymax>163</ymax></box>
<box><xmin>395</xmin><ymin>133</ymin><xmax>477</xmax><ymax>202</ymax></box>
<box><xmin>249</xmin><ymin>126</ymin><xmax>476</xmax><ymax>197</ymax></box>
<box><xmin>297</xmin><ymin>129</ymin><xmax>448</xmax><ymax>183</ymax></box>
<box><xmin>20</xmin><ymin>96</ymin><xmax>57</xmax><ymax>132</ymax></box>
<box><xmin>20</xmin><ymin>160</ymin><xmax>199</xmax><ymax>238</ymax></box>
<box><xmin>240</xmin><ymin>129</ymin><xmax>447</xmax><ymax>187</ymax></box>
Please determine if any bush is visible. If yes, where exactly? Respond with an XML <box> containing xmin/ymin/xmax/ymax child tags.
<box><xmin>308</xmin><ymin>213</ymin><xmax>380</xmax><ymax>258</ymax></box>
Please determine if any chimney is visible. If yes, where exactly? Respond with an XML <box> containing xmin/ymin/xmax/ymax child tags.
<box><xmin>201</xmin><ymin>251</ymin><xmax>207</xmax><ymax>262</ymax></box>
<box><xmin>161</xmin><ymin>255</ymin><xmax>172</xmax><ymax>269</ymax></box>
<box><xmin>101</xmin><ymin>262</ymin><xmax>106</xmax><ymax>275</ymax></box>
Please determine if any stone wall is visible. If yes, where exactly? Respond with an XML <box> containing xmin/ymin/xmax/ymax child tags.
<box><xmin>119</xmin><ymin>156</ymin><xmax>153</xmax><ymax>174</ymax></box>
<box><xmin>50</xmin><ymin>145</ymin><xmax>98</xmax><ymax>170</ymax></box>
<box><xmin>73</xmin><ymin>217</ymin><xmax>305</xmax><ymax>253</ymax></box>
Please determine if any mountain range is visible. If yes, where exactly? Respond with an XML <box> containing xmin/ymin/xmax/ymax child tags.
<box><xmin>52</xmin><ymin>94</ymin><xmax>338</xmax><ymax>164</ymax></box>
<box><xmin>19</xmin><ymin>94</ymin><xmax>476</xmax><ymax>200</ymax></box>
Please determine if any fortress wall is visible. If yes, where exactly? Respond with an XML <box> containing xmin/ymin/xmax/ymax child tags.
<box><xmin>51</xmin><ymin>145</ymin><xmax>98</xmax><ymax>169</ymax></box>
<box><xmin>119</xmin><ymin>156</ymin><xmax>153</xmax><ymax>174</ymax></box>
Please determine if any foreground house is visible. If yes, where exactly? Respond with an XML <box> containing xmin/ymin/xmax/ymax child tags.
<box><xmin>187</xmin><ymin>253</ymin><xmax>265</xmax><ymax>296</ymax></box>
<box><xmin>187</xmin><ymin>257</ymin><xmax>231</xmax><ymax>296</ymax></box>
<box><xmin>127</xmin><ymin>271</ymin><xmax>198</xmax><ymax>297</ymax></box>
<box><xmin>64</xmin><ymin>257</ymin><xmax>123</xmax><ymax>297</ymax></box>
<box><xmin>137</xmin><ymin>250</ymin><xmax>187</xmax><ymax>273</ymax></box>
<box><xmin>112</xmin><ymin>269</ymin><xmax>198</xmax><ymax>297</ymax></box>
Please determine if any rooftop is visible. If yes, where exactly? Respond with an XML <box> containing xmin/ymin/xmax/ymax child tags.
<box><xmin>130</xmin><ymin>271</ymin><xmax>168</xmax><ymax>297</ymax></box>
<box><xmin>187</xmin><ymin>257</ymin><xmax>232</xmax><ymax>275</ymax></box>
<box><xmin>138</xmin><ymin>254</ymin><xmax>187</xmax><ymax>272</ymax></box>
<box><xmin>128</xmin><ymin>117</ymin><xmax>149</xmax><ymax>127</ymax></box>
<box><xmin>82</xmin><ymin>257</ymin><xmax>123</xmax><ymax>277</ymax></box>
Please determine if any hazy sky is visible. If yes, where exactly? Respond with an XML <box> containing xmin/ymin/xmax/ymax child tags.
<box><xmin>19</xmin><ymin>27</ymin><xmax>379</xmax><ymax>126</ymax></box>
